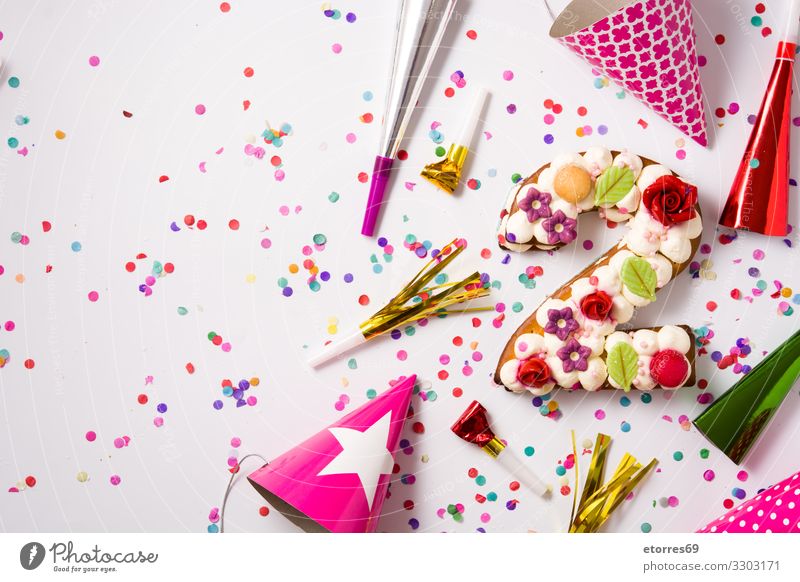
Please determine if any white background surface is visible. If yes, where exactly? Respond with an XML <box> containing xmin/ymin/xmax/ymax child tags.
<box><xmin>0</xmin><ymin>0</ymin><xmax>798</xmax><ymax>533</ymax></box>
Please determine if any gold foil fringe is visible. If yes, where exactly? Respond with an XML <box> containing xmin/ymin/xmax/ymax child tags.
<box><xmin>421</xmin><ymin>144</ymin><xmax>470</xmax><ymax>194</ymax></box>
<box><xmin>569</xmin><ymin>432</ymin><xmax>657</xmax><ymax>533</ymax></box>
<box><xmin>359</xmin><ymin>239</ymin><xmax>491</xmax><ymax>339</ymax></box>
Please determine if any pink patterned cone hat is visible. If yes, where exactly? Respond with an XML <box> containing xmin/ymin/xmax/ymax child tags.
<box><xmin>550</xmin><ymin>0</ymin><xmax>708</xmax><ymax>146</ymax></box>
<box><xmin>697</xmin><ymin>469</ymin><xmax>800</xmax><ymax>533</ymax></box>
<box><xmin>248</xmin><ymin>374</ymin><xmax>416</xmax><ymax>533</ymax></box>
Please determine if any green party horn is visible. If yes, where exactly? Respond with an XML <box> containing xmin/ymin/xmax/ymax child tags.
<box><xmin>693</xmin><ymin>327</ymin><xmax>800</xmax><ymax>465</ymax></box>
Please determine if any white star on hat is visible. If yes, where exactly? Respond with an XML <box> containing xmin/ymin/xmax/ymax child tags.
<box><xmin>317</xmin><ymin>411</ymin><xmax>395</xmax><ymax>511</ymax></box>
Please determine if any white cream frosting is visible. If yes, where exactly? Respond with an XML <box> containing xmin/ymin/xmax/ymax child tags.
<box><xmin>552</xmin><ymin>152</ymin><xmax>587</xmax><ymax>172</ymax></box>
<box><xmin>499</xmin><ymin>359</ymin><xmax>524</xmax><ymax>392</ymax></box>
<box><xmin>577</xmin><ymin>332</ymin><xmax>606</xmax><ymax>357</ymax></box>
<box><xmin>546</xmin><ymin>355</ymin><xmax>579</xmax><ymax>388</ymax></box>
<box><xmin>514</xmin><ymin>333</ymin><xmax>545</xmax><ymax>360</ymax></box>
<box><xmin>608</xmin><ymin>249</ymin><xmax>635</xmax><ymax>272</ymax></box>
<box><xmin>583</xmin><ymin>146</ymin><xmax>613</xmax><ymax>173</ymax></box>
<box><xmin>506</xmin><ymin>210</ymin><xmax>537</xmax><ymax>244</ymax></box>
<box><xmin>622</xmin><ymin>285</ymin><xmax>653</xmax><ymax>307</ymax></box>
<box><xmin>611</xmin><ymin>294</ymin><xmax>634</xmax><ymax>324</ymax></box>
<box><xmin>636</xmin><ymin>163</ymin><xmax>671</xmax><ymax>191</ymax></box>
<box><xmin>613</xmin><ymin>151</ymin><xmax>643</xmax><ymax>179</ymax></box>
<box><xmin>580</xmin><ymin>317</ymin><xmax>616</xmax><ymax>339</ymax></box>
<box><xmin>681</xmin><ymin>215</ymin><xmax>703</xmax><ymax>239</ymax></box>
<box><xmin>633</xmin><ymin>356</ymin><xmax>657</xmax><ymax>391</ymax></box>
<box><xmin>531</xmin><ymin>220</ymin><xmax>550</xmax><ymax>244</ymax></box>
<box><xmin>604</xmin><ymin>208</ymin><xmax>630</xmax><ymax>223</ymax></box>
<box><xmin>502</xmin><ymin>240</ymin><xmax>533</xmax><ymax>253</ymax></box>
<box><xmin>660</xmin><ymin>230</ymin><xmax>692</xmax><ymax>263</ymax></box>
<box><xmin>577</xmin><ymin>191</ymin><xmax>597</xmax><ymax>212</ymax></box>
<box><xmin>536</xmin><ymin>167</ymin><xmax>555</xmax><ymax>192</ymax></box>
<box><xmin>543</xmin><ymin>333</ymin><xmax>566</xmax><ymax>355</ymax></box>
<box><xmin>503</xmin><ymin>183</ymin><xmax>518</xmax><ymax>213</ymax></box>
<box><xmin>593</xmin><ymin>265</ymin><xmax>622</xmax><ymax>295</ymax></box>
<box><xmin>625</xmin><ymin>209</ymin><xmax>666</xmax><ymax>256</ymax></box>
<box><xmin>550</xmin><ymin>196</ymin><xmax>579</xmax><ymax>220</ymax></box>
<box><xmin>528</xmin><ymin>382</ymin><xmax>557</xmax><ymax>397</ymax></box>
<box><xmin>496</xmin><ymin>146</ymin><xmax>701</xmax><ymax>395</ymax></box>
<box><xmin>605</xmin><ymin>331</ymin><xmax>633</xmax><ymax>352</ymax></box>
<box><xmin>647</xmin><ymin>254</ymin><xmax>674</xmax><ymax>288</ymax></box>
<box><xmin>632</xmin><ymin>329</ymin><xmax>659</xmax><ymax>356</ymax></box>
<box><xmin>570</xmin><ymin>277</ymin><xmax>595</xmax><ymax>303</ymax></box>
<box><xmin>578</xmin><ymin>357</ymin><xmax>608</xmax><ymax>391</ymax></box>
<box><xmin>610</xmin><ymin>185</ymin><xmax>641</xmax><ymax>218</ymax></box>
<box><xmin>657</xmin><ymin>325</ymin><xmax>692</xmax><ymax>354</ymax></box>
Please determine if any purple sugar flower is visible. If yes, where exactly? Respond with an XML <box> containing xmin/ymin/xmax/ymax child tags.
<box><xmin>518</xmin><ymin>187</ymin><xmax>552</xmax><ymax>222</ymax></box>
<box><xmin>544</xmin><ymin>307</ymin><xmax>578</xmax><ymax>341</ymax></box>
<box><xmin>541</xmin><ymin>210</ymin><xmax>577</xmax><ymax>245</ymax></box>
<box><xmin>557</xmin><ymin>338</ymin><xmax>592</xmax><ymax>373</ymax></box>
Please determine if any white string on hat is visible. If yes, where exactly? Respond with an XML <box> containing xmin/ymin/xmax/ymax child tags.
<box><xmin>219</xmin><ymin>453</ymin><xmax>268</xmax><ymax>533</ymax></box>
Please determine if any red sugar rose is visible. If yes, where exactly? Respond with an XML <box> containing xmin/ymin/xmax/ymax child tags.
<box><xmin>642</xmin><ymin>175</ymin><xmax>697</xmax><ymax>226</ymax></box>
<box><xmin>580</xmin><ymin>290</ymin><xmax>614</xmax><ymax>321</ymax></box>
<box><xmin>518</xmin><ymin>358</ymin><xmax>552</xmax><ymax>388</ymax></box>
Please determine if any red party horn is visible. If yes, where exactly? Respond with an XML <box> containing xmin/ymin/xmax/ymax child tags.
<box><xmin>451</xmin><ymin>400</ymin><xmax>551</xmax><ymax>497</ymax></box>
<box><xmin>719</xmin><ymin>0</ymin><xmax>799</xmax><ymax>236</ymax></box>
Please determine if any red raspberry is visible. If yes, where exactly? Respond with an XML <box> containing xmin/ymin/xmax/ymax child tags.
<box><xmin>650</xmin><ymin>349</ymin><xmax>689</xmax><ymax>388</ymax></box>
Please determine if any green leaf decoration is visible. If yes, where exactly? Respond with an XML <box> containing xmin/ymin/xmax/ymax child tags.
<box><xmin>620</xmin><ymin>256</ymin><xmax>657</xmax><ymax>301</ymax></box>
<box><xmin>607</xmin><ymin>342</ymin><xmax>639</xmax><ymax>392</ymax></box>
<box><xmin>594</xmin><ymin>165</ymin><xmax>634</xmax><ymax>207</ymax></box>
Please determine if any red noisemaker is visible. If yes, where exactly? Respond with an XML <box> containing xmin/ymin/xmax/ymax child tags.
<box><xmin>451</xmin><ymin>400</ymin><xmax>551</xmax><ymax>497</ymax></box>
<box><xmin>719</xmin><ymin>0</ymin><xmax>800</xmax><ymax>236</ymax></box>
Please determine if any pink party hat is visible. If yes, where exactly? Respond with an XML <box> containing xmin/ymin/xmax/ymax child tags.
<box><xmin>697</xmin><ymin>469</ymin><xmax>800</xmax><ymax>533</ymax></box>
<box><xmin>550</xmin><ymin>0</ymin><xmax>708</xmax><ymax>146</ymax></box>
<box><xmin>248</xmin><ymin>374</ymin><xmax>416</xmax><ymax>533</ymax></box>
